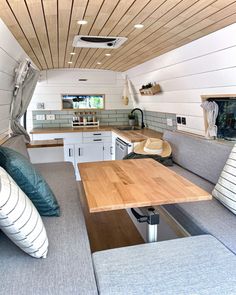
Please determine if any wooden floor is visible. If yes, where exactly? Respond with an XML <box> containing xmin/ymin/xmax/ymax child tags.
<box><xmin>78</xmin><ymin>182</ymin><xmax>144</xmax><ymax>253</ymax></box>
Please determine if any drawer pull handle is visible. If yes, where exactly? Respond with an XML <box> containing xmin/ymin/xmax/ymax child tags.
<box><xmin>110</xmin><ymin>146</ymin><xmax>113</xmax><ymax>155</ymax></box>
<box><xmin>78</xmin><ymin>148</ymin><xmax>81</xmax><ymax>156</ymax></box>
<box><xmin>93</xmin><ymin>133</ymin><xmax>101</xmax><ymax>136</ymax></box>
<box><xmin>69</xmin><ymin>148</ymin><xmax>73</xmax><ymax>157</ymax></box>
<box><xmin>93</xmin><ymin>139</ymin><xmax>102</xmax><ymax>142</ymax></box>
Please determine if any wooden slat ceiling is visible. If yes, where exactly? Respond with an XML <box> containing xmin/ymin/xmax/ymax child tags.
<box><xmin>1</xmin><ymin>0</ymin><xmax>236</xmax><ymax>71</ymax></box>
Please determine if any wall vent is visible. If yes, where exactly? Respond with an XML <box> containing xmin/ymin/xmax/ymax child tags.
<box><xmin>73</xmin><ymin>35</ymin><xmax>127</xmax><ymax>49</ymax></box>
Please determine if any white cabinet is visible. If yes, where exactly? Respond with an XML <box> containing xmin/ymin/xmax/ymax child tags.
<box><xmin>75</xmin><ymin>143</ymin><xmax>104</xmax><ymax>163</ymax></box>
<box><xmin>30</xmin><ymin>131</ymin><xmax>115</xmax><ymax>179</ymax></box>
<box><xmin>103</xmin><ymin>143</ymin><xmax>113</xmax><ymax>161</ymax></box>
<box><xmin>64</xmin><ymin>144</ymin><xmax>75</xmax><ymax>165</ymax></box>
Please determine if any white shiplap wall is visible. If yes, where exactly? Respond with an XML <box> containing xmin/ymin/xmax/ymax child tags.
<box><xmin>125</xmin><ymin>23</ymin><xmax>236</xmax><ymax>136</ymax></box>
<box><xmin>0</xmin><ymin>18</ymin><xmax>30</xmax><ymax>139</ymax></box>
<box><xmin>28</xmin><ymin>68</ymin><xmax>130</xmax><ymax>131</ymax></box>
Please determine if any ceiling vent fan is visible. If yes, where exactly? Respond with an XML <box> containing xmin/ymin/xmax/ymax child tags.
<box><xmin>72</xmin><ymin>35</ymin><xmax>127</xmax><ymax>49</ymax></box>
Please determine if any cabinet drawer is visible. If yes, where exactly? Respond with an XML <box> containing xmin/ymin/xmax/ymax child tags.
<box><xmin>83</xmin><ymin>131</ymin><xmax>111</xmax><ymax>138</ymax></box>
<box><xmin>83</xmin><ymin>137</ymin><xmax>111</xmax><ymax>144</ymax></box>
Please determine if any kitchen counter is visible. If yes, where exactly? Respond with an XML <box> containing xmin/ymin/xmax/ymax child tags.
<box><xmin>30</xmin><ymin>126</ymin><xmax>163</xmax><ymax>143</ymax></box>
<box><xmin>27</xmin><ymin>139</ymin><xmax>64</xmax><ymax>148</ymax></box>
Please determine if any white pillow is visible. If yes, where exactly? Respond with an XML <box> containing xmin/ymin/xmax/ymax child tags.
<box><xmin>0</xmin><ymin>167</ymin><xmax>49</xmax><ymax>258</ymax></box>
<box><xmin>212</xmin><ymin>144</ymin><xmax>236</xmax><ymax>215</ymax></box>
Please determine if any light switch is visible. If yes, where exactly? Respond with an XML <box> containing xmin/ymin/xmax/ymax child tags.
<box><xmin>46</xmin><ymin>114</ymin><xmax>55</xmax><ymax>120</ymax></box>
<box><xmin>36</xmin><ymin>115</ymin><xmax>46</xmax><ymax>120</ymax></box>
<box><xmin>166</xmin><ymin>118</ymin><xmax>173</xmax><ymax>126</ymax></box>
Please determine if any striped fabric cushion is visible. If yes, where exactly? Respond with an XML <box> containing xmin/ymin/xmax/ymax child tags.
<box><xmin>0</xmin><ymin>167</ymin><xmax>48</xmax><ymax>258</ymax></box>
<box><xmin>212</xmin><ymin>144</ymin><xmax>236</xmax><ymax>215</ymax></box>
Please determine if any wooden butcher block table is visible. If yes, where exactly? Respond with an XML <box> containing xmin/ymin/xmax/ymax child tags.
<box><xmin>79</xmin><ymin>159</ymin><xmax>211</xmax><ymax>242</ymax></box>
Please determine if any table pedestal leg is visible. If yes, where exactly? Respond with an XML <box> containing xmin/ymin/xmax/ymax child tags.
<box><xmin>131</xmin><ymin>207</ymin><xmax>160</xmax><ymax>243</ymax></box>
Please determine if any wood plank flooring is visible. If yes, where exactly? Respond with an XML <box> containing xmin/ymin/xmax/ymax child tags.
<box><xmin>78</xmin><ymin>182</ymin><xmax>144</xmax><ymax>253</ymax></box>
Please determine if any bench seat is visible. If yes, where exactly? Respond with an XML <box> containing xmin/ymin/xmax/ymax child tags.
<box><xmin>93</xmin><ymin>235</ymin><xmax>236</xmax><ymax>295</ymax></box>
<box><xmin>0</xmin><ymin>161</ymin><xmax>97</xmax><ymax>295</ymax></box>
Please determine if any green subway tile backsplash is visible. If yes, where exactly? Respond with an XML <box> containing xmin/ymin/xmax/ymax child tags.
<box><xmin>32</xmin><ymin>109</ymin><xmax>177</xmax><ymax>132</ymax></box>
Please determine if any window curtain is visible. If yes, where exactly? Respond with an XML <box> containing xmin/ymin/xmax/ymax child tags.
<box><xmin>10</xmin><ymin>63</ymin><xmax>40</xmax><ymax>143</ymax></box>
<box><xmin>201</xmin><ymin>101</ymin><xmax>219</xmax><ymax>139</ymax></box>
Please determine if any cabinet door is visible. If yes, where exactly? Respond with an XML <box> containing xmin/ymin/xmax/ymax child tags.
<box><xmin>75</xmin><ymin>143</ymin><xmax>104</xmax><ymax>163</ymax></box>
<box><xmin>103</xmin><ymin>143</ymin><xmax>113</xmax><ymax>161</ymax></box>
<box><xmin>64</xmin><ymin>144</ymin><xmax>75</xmax><ymax>165</ymax></box>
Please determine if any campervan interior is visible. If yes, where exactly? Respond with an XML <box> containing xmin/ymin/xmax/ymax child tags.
<box><xmin>0</xmin><ymin>1</ymin><xmax>236</xmax><ymax>294</ymax></box>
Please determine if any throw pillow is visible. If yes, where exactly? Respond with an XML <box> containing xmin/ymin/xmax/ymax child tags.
<box><xmin>0</xmin><ymin>167</ymin><xmax>48</xmax><ymax>258</ymax></box>
<box><xmin>212</xmin><ymin>144</ymin><xmax>236</xmax><ymax>215</ymax></box>
<box><xmin>0</xmin><ymin>147</ymin><xmax>60</xmax><ymax>216</ymax></box>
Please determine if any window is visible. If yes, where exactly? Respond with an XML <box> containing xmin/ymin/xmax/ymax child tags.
<box><xmin>62</xmin><ymin>94</ymin><xmax>105</xmax><ymax>110</ymax></box>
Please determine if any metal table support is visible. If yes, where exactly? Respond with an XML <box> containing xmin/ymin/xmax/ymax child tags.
<box><xmin>131</xmin><ymin>207</ymin><xmax>160</xmax><ymax>243</ymax></box>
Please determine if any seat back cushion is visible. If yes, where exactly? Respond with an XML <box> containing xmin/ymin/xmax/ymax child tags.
<box><xmin>0</xmin><ymin>167</ymin><xmax>48</xmax><ymax>258</ymax></box>
<box><xmin>0</xmin><ymin>147</ymin><xmax>60</xmax><ymax>216</ymax></box>
<box><xmin>163</xmin><ymin>130</ymin><xmax>233</xmax><ymax>184</ymax></box>
<box><xmin>2</xmin><ymin>135</ymin><xmax>30</xmax><ymax>160</ymax></box>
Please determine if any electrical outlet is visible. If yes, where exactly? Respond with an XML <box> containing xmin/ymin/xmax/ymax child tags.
<box><xmin>46</xmin><ymin>114</ymin><xmax>55</xmax><ymax>120</ymax></box>
<box><xmin>181</xmin><ymin>117</ymin><xmax>186</xmax><ymax>125</ymax></box>
<box><xmin>177</xmin><ymin>116</ymin><xmax>181</xmax><ymax>124</ymax></box>
<box><xmin>36</xmin><ymin>115</ymin><xmax>46</xmax><ymax>121</ymax></box>
<box><xmin>166</xmin><ymin>118</ymin><xmax>173</xmax><ymax>126</ymax></box>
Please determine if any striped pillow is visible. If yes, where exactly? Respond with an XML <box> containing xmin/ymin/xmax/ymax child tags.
<box><xmin>0</xmin><ymin>167</ymin><xmax>48</xmax><ymax>258</ymax></box>
<box><xmin>212</xmin><ymin>144</ymin><xmax>236</xmax><ymax>215</ymax></box>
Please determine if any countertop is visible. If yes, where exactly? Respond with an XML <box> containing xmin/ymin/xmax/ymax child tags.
<box><xmin>27</xmin><ymin>139</ymin><xmax>64</xmax><ymax>148</ymax></box>
<box><xmin>30</xmin><ymin>126</ymin><xmax>163</xmax><ymax>143</ymax></box>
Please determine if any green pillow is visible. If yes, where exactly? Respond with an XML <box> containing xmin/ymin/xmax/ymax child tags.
<box><xmin>0</xmin><ymin>147</ymin><xmax>60</xmax><ymax>216</ymax></box>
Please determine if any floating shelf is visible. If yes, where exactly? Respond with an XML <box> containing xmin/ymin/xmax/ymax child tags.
<box><xmin>72</xmin><ymin>121</ymin><xmax>100</xmax><ymax>128</ymax></box>
<box><xmin>139</xmin><ymin>84</ymin><xmax>161</xmax><ymax>96</ymax></box>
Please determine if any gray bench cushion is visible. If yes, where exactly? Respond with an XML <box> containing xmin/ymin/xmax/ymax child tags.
<box><xmin>2</xmin><ymin>135</ymin><xmax>30</xmax><ymax>160</ymax></box>
<box><xmin>0</xmin><ymin>162</ymin><xmax>97</xmax><ymax>295</ymax></box>
<box><xmin>163</xmin><ymin>130</ymin><xmax>232</xmax><ymax>184</ymax></box>
<box><xmin>164</xmin><ymin>164</ymin><xmax>236</xmax><ymax>254</ymax></box>
<box><xmin>93</xmin><ymin>235</ymin><xmax>236</xmax><ymax>295</ymax></box>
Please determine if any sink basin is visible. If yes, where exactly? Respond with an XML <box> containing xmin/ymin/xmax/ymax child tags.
<box><xmin>117</xmin><ymin>126</ymin><xmax>141</xmax><ymax>131</ymax></box>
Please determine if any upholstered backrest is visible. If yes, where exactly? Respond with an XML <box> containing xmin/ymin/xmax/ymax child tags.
<box><xmin>2</xmin><ymin>135</ymin><xmax>30</xmax><ymax>160</ymax></box>
<box><xmin>163</xmin><ymin>131</ymin><xmax>233</xmax><ymax>184</ymax></box>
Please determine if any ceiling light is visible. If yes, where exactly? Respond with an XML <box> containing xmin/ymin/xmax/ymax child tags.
<box><xmin>105</xmin><ymin>53</ymin><xmax>111</xmax><ymax>56</ymax></box>
<box><xmin>68</xmin><ymin>61</ymin><xmax>72</xmax><ymax>64</ymax></box>
<box><xmin>134</xmin><ymin>24</ymin><xmax>144</xmax><ymax>29</ymax></box>
<box><xmin>70</xmin><ymin>52</ymin><xmax>76</xmax><ymax>55</ymax></box>
<box><xmin>77</xmin><ymin>20</ymin><xmax>88</xmax><ymax>25</ymax></box>
<box><xmin>97</xmin><ymin>62</ymin><xmax>102</xmax><ymax>65</ymax></box>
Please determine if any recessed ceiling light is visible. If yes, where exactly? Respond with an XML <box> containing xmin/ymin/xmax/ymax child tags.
<box><xmin>77</xmin><ymin>20</ymin><xmax>88</xmax><ymax>25</ymax></box>
<box><xmin>105</xmin><ymin>53</ymin><xmax>111</xmax><ymax>56</ymax></box>
<box><xmin>70</xmin><ymin>52</ymin><xmax>76</xmax><ymax>55</ymax></box>
<box><xmin>134</xmin><ymin>24</ymin><xmax>144</xmax><ymax>29</ymax></box>
<box><xmin>68</xmin><ymin>61</ymin><xmax>73</xmax><ymax>64</ymax></box>
<box><xmin>97</xmin><ymin>62</ymin><xmax>102</xmax><ymax>65</ymax></box>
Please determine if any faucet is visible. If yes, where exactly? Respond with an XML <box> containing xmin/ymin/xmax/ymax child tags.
<box><xmin>131</xmin><ymin>108</ymin><xmax>145</xmax><ymax>129</ymax></box>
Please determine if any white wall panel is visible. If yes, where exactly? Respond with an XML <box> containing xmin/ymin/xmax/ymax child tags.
<box><xmin>29</xmin><ymin>69</ymin><xmax>130</xmax><ymax>111</ymax></box>
<box><xmin>125</xmin><ymin>23</ymin><xmax>236</xmax><ymax>136</ymax></box>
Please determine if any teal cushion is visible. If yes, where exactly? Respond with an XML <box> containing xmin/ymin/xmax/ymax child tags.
<box><xmin>0</xmin><ymin>147</ymin><xmax>60</xmax><ymax>216</ymax></box>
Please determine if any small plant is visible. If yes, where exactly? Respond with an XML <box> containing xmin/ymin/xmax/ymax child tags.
<box><xmin>128</xmin><ymin>113</ymin><xmax>135</xmax><ymax>120</ymax></box>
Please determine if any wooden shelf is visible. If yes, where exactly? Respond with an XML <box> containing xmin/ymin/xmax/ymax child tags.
<box><xmin>139</xmin><ymin>84</ymin><xmax>161</xmax><ymax>96</ymax></box>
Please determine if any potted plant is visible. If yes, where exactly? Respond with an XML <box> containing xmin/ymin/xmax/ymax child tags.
<box><xmin>128</xmin><ymin>113</ymin><xmax>135</xmax><ymax>126</ymax></box>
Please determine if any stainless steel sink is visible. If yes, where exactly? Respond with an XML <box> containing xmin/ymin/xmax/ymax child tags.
<box><xmin>117</xmin><ymin>126</ymin><xmax>141</xmax><ymax>131</ymax></box>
